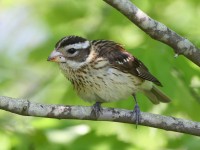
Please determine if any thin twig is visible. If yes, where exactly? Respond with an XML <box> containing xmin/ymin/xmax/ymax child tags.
<box><xmin>0</xmin><ymin>96</ymin><xmax>200</xmax><ymax>136</ymax></box>
<box><xmin>104</xmin><ymin>0</ymin><xmax>200</xmax><ymax>67</ymax></box>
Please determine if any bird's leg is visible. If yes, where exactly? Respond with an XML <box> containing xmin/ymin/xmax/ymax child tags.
<box><xmin>132</xmin><ymin>94</ymin><xmax>141</xmax><ymax>128</ymax></box>
<box><xmin>91</xmin><ymin>102</ymin><xmax>103</xmax><ymax>118</ymax></box>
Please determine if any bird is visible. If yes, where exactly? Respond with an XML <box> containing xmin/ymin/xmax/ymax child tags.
<box><xmin>47</xmin><ymin>35</ymin><xmax>171</xmax><ymax>125</ymax></box>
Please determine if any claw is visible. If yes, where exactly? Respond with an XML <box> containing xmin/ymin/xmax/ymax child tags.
<box><xmin>132</xmin><ymin>94</ymin><xmax>141</xmax><ymax>128</ymax></box>
<box><xmin>91</xmin><ymin>102</ymin><xmax>103</xmax><ymax>118</ymax></box>
<box><xmin>133</xmin><ymin>103</ymin><xmax>141</xmax><ymax>128</ymax></box>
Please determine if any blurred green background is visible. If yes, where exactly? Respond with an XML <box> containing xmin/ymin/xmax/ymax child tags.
<box><xmin>0</xmin><ymin>0</ymin><xmax>200</xmax><ymax>149</ymax></box>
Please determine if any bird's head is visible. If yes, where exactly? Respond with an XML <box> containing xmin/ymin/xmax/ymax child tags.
<box><xmin>47</xmin><ymin>35</ymin><xmax>91</xmax><ymax>69</ymax></box>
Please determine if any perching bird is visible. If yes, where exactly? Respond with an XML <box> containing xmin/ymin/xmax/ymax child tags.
<box><xmin>47</xmin><ymin>35</ymin><xmax>171</xmax><ymax>124</ymax></box>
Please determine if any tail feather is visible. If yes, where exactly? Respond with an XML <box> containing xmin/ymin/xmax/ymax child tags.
<box><xmin>144</xmin><ymin>86</ymin><xmax>171</xmax><ymax>104</ymax></box>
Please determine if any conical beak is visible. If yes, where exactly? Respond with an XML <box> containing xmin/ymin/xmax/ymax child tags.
<box><xmin>47</xmin><ymin>50</ymin><xmax>66</xmax><ymax>63</ymax></box>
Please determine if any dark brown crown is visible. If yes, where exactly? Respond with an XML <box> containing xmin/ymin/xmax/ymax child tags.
<box><xmin>55</xmin><ymin>36</ymin><xmax>87</xmax><ymax>49</ymax></box>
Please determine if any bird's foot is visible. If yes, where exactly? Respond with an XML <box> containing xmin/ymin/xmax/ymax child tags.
<box><xmin>132</xmin><ymin>103</ymin><xmax>141</xmax><ymax>128</ymax></box>
<box><xmin>91</xmin><ymin>102</ymin><xmax>103</xmax><ymax>118</ymax></box>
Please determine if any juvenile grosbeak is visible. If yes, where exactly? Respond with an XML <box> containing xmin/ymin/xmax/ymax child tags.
<box><xmin>48</xmin><ymin>35</ymin><xmax>171</xmax><ymax>124</ymax></box>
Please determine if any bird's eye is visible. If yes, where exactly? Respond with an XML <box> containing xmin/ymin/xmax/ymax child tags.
<box><xmin>67</xmin><ymin>48</ymin><xmax>76</xmax><ymax>54</ymax></box>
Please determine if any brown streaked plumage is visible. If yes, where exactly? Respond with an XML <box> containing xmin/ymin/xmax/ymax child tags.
<box><xmin>47</xmin><ymin>35</ymin><xmax>171</xmax><ymax>125</ymax></box>
<box><xmin>92</xmin><ymin>40</ymin><xmax>162</xmax><ymax>86</ymax></box>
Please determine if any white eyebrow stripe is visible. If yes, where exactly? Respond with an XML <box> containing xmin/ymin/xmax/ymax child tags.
<box><xmin>64</xmin><ymin>41</ymin><xmax>90</xmax><ymax>50</ymax></box>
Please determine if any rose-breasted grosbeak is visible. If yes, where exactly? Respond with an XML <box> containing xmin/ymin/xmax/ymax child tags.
<box><xmin>47</xmin><ymin>35</ymin><xmax>171</xmax><ymax>124</ymax></box>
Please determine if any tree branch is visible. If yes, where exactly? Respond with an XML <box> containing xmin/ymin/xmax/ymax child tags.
<box><xmin>0</xmin><ymin>96</ymin><xmax>200</xmax><ymax>136</ymax></box>
<box><xmin>104</xmin><ymin>0</ymin><xmax>200</xmax><ymax>67</ymax></box>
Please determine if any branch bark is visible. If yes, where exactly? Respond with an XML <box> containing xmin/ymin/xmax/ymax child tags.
<box><xmin>104</xmin><ymin>0</ymin><xmax>200</xmax><ymax>67</ymax></box>
<box><xmin>0</xmin><ymin>96</ymin><xmax>200</xmax><ymax>136</ymax></box>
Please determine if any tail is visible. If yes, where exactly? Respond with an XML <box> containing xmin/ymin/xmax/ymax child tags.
<box><xmin>143</xmin><ymin>86</ymin><xmax>171</xmax><ymax>104</ymax></box>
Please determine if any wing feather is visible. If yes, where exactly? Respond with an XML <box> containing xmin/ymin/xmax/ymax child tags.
<box><xmin>93</xmin><ymin>40</ymin><xmax>162</xmax><ymax>86</ymax></box>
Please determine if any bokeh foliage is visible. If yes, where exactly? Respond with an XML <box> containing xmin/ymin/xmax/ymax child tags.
<box><xmin>0</xmin><ymin>0</ymin><xmax>200</xmax><ymax>149</ymax></box>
